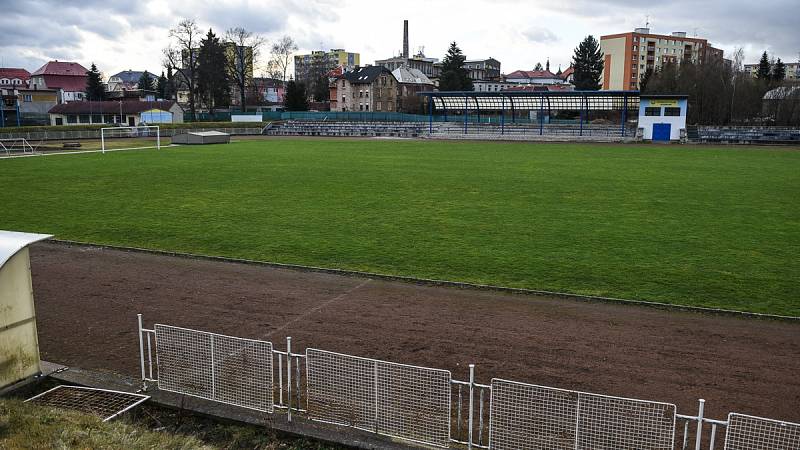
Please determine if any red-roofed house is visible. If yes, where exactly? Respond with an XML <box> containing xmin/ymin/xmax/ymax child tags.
<box><xmin>560</xmin><ymin>66</ymin><xmax>575</xmax><ymax>84</ymax></box>
<box><xmin>504</xmin><ymin>69</ymin><xmax>564</xmax><ymax>85</ymax></box>
<box><xmin>0</xmin><ymin>68</ymin><xmax>30</xmax><ymax>88</ymax></box>
<box><xmin>30</xmin><ymin>61</ymin><xmax>89</xmax><ymax>103</ymax></box>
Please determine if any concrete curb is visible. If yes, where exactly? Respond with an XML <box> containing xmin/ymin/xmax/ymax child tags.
<box><xmin>44</xmin><ymin>239</ymin><xmax>800</xmax><ymax>322</ymax></box>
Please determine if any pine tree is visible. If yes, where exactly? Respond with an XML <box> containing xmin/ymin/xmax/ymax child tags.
<box><xmin>137</xmin><ymin>71</ymin><xmax>154</xmax><ymax>91</ymax></box>
<box><xmin>439</xmin><ymin>42</ymin><xmax>473</xmax><ymax>91</ymax></box>
<box><xmin>284</xmin><ymin>80</ymin><xmax>309</xmax><ymax>111</ymax></box>
<box><xmin>639</xmin><ymin>68</ymin><xmax>654</xmax><ymax>92</ymax></box>
<box><xmin>534</xmin><ymin>62</ymin><xmax>543</xmax><ymax>71</ymax></box>
<box><xmin>197</xmin><ymin>28</ymin><xmax>231</xmax><ymax>111</ymax></box>
<box><xmin>772</xmin><ymin>58</ymin><xmax>786</xmax><ymax>81</ymax></box>
<box><xmin>756</xmin><ymin>51</ymin><xmax>772</xmax><ymax>81</ymax></box>
<box><xmin>156</xmin><ymin>71</ymin><xmax>168</xmax><ymax>99</ymax></box>
<box><xmin>166</xmin><ymin>66</ymin><xmax>175</xmax><ymax>99</ymax></box>
<box><xmin>571</xmin><ymin>35</ymin><xmax>604</xmax><ymax>90</ymax></box>
<box><xmin>85</xmin><ymin>63</ymin><xmax>106</xmax><ymax>101</ymax></box>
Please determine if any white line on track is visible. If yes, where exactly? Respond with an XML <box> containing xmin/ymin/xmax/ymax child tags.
<box><xmin>262</xmin><ymin>279</ymin><xmax>372</xmax><ymax>339</ymax></box>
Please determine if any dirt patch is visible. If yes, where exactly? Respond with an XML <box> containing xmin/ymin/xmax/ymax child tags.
<box><xmin>29</xmin><ymin>242</ymin><xmax>800</xmax><ymax>423</ymax></box>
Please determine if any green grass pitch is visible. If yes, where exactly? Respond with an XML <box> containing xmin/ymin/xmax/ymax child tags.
<box><xmin>2</xmin><ymin>138</ymin><xmax>798</xmax><ymax>315</ymax></box>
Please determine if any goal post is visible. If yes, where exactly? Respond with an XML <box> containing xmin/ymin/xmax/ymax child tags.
<box><xmin>0</xmin><ymin>138</ymin><xmax>35</xmax><ymax>156</ymax></box>
<box><xmin>100</xmin><ymin>125</ymin><xmax>161</xmax><ymax>154</ymax></box>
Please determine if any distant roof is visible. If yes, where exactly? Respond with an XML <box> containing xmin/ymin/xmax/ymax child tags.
<box><xmin>506</xmin><ymin>69</ymin><xmax>560</xmax><ymax>80</ymax></box>
<box><xmin>32</xmin><ymin>61</ymin><xmax>89</xmax><ymax>77</ymax></box>
<box><xmin>391</xmin><ymin>66</ymin><xmax>433</xmax><ymax>85</ymax></box>
<box><xmin>503</xmin><ymin>84</ymin><xmax>574</xmax><ymax>92</ymax></box>
<box><xmin>560</xmin><ymin>67</ymin><xmax>574</xmax><ymax>79</ymax></box>
<box><xmin>110</xmin><ymin>70</ymin><xmax>147</xmax><ymax>83</ymax></box>
<box><xmin>0</xmin><ymin>68</ymin><xmax>31</xmax><ymax>81</ymax></box>
<box><xmin>49</xmin><ymin>100</ymin><xmax>177</xmax><ymax>115</ymax></box>
<box><xmin>343</xmin><ymin>66</ymin><xmax>392</xmax><ymax>84</ymax></box>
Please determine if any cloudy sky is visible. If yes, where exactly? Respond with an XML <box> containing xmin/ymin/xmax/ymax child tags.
<box><xmin>1</xmin><ymin>0</ymin><xmax>798</xmax><ymax>78</ymax></box>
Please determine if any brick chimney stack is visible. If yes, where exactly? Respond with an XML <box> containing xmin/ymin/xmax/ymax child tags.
<box><xmin>403</xmin><ymin>20</ymin><xmax>409</xmax><ymax>58</ymax></box>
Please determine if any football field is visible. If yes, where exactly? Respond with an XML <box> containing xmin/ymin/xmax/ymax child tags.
<box><xmin>2</xmin><ymin>138</ymin><xmax>798</xmax><ymax>315</ymax></box>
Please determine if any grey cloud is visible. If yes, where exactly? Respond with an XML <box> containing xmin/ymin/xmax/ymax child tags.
<box><xmin>553</xmin><ymin>0</ymin><xmax>800</xmax><ymax>61</ymax></box>
<box><xmin>522</xmin><ymin>26</ymin><xmax>559</xmax><ymax>43</ymax></box>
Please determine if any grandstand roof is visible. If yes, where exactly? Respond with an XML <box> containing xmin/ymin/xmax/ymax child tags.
<box><xmin>49</xmin><ymin>100</ymin><xmax>177</xmax><ymax>115</ymax></box>
<box><xmin>420</xmin><ymin>90</ymin><xmax>640</xmax><ymax>111</ymax></box>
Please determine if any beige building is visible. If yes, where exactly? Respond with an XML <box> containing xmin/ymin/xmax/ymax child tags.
<box><xmin>600</xmin><ymin>28</ymin><xmax>723</xmax><ymax>90</ymax></box>
<box><xmin>331</xmin><ymin>66</ymin><xmax>398</xmax><ymax>112</ymax></box>
<box><xmin>743</xmin><ymin>62</ymin><xmax>800</xmax><ymax>80</ymax></box>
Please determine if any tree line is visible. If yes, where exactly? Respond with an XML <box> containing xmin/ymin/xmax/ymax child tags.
<box><xmin>83</xmin><ymin>19</ymin><xmax>300</xmax><ymax>118</ymax></box>
<box><xmin>642</xmin><ymin>48</ymin><xmax>799</xmax><ymax>125</ymax></box>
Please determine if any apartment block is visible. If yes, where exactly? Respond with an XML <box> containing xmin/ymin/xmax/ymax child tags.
<box><xmin>294</xmin><ymin>49</ymin><xmax>360</xmax><ymax>84</ymax></box>
<box><xmin>600</xmin><ymin>28</ymin><xmax>723</xmax><ymax>90</ymax></box>
<box><xmin>743</xmin><ymin>62</ymin><xmax>800</xmax><ymax>81</ymax></box>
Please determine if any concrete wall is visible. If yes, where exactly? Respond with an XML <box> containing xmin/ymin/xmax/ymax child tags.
<box><xmin>0</xmin><ymin>248</ymin><xmax>41</xmax><ymax>389</ymax></box>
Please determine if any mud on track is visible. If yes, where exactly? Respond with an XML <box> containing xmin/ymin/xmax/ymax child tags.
<box><xmin>30</xmin><ymin>242</ymin><xmax>800</xmax><ymax>423</ymax></box>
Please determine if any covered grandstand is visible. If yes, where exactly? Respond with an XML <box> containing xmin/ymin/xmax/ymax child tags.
<box><xmin>420</xmin><ymin>90</ymin><xmax>640</xmax><ymax>138</ymax></box>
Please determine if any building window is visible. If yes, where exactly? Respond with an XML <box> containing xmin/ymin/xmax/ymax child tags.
<box><xmin>23</xmin><ymin>94</ymin><xmax>32</xmax><ymax>102</ymax></box>
<box><xmin>633</xmin><ymin>45</ymin><xmax>638</xmax><ymax>51</ymax></box>
<box><xmin>376</xmin><ymin>101</ymin><xmax>382</xmax><ymax>111</ymax></box>
<box><xmin>359</xmin><ymin>90</ymin><xmax>363</xmax><ymax>97</ymax></box>
<box><xmin>664</xmin><ymin>107</ymin><xmax>681</xmax><ymax>116</ymax></box>
<box><xmin>365</xmin><ymin>104</ymin><xmax>369</xmax><ymax>111</ymax></box>
<box><xmin>67</xmin><ymin>115</ymin><xmax>78</xmax><ymax>124</ymax></box>
<box><xmin>645</xmin><ymin>107</ymin><xmax>661</xmax><ymax>116</ymax></box>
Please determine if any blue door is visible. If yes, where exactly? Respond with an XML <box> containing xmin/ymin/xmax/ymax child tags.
<box><xmin>652</xmin><ymin>123</ymin><xmax>671</xmax><ymax>141</ymax></box>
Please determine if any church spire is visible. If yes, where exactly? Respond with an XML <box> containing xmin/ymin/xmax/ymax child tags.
<box><xmin>546</xmin><ymin>58</ymin><xmax>550</xmax><ymax>72</ymax></box>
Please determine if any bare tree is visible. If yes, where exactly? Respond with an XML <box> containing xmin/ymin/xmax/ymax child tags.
<box><xmin>224</xmin><ymin>27</ymin><xmax>266</xmax><ymax>112</ymax></box>
<box><xmin>163</xmin><ymin>19</ymin><xmax>201</xmax><ymax>119</ymax></box>
<box><xmin>268</xmin><ymin>35</ymin><xmax>298</xmax><ymax>84</ymax></box>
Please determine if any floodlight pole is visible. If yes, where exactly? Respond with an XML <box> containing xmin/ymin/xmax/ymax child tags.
<box><xmin>428</xmin><ymin>95</ymin><xmax>433</xmax><ymax>135</ymax></box>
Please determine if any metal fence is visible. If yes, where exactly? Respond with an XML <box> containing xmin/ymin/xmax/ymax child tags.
<box><xmin>489</xmin><ymin>379</ymin><xmax>675</xmax><ymax>450</ymax></box>
<box><xmin>136</xmin><ymin>315</ymin><xmax>799</xmax><ymax>449</ymax></box>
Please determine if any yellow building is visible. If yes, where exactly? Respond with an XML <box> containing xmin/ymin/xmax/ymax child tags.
<box><xmin>600</xmin><ymin>28</ymin><xmax>723</xmax><ymax>91</ymax></box>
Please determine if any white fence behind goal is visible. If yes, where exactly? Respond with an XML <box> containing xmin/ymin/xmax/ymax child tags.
<box><xmin>306</xmin><ymin>348</ymin><xmax>452</xmax><ymax>447</ymax></box>
<box><xmin>154</xmin><ymin>324</ymin><xmax>274</xmax><ymax>412</ymax></box>
<box><xmin>724</xmin><ymin>413</ymin><xmax>800</xmax><ymax>450</ymax></box>
<box><xmin>100</xmin><ymin>125</ymin><xmax>160</xmax><ymax>154</ymax></box>
<box><xmin>489</xmin><ymin>379</ymin><xmax>676</xmax><ymax>450</ymax></box>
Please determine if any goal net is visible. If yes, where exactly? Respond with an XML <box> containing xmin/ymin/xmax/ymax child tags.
<box><xmin>0</xmin><ymin>138</ymin><xmax>36</xmax><ymax>156</ymax></box>
<box><xmin>100</xmin><ymin>126</ymin><xmax>161</xmax><ymax>154</ymax></box>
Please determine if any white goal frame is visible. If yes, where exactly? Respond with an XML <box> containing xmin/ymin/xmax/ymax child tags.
<box><xmin>100</xmin><ymin>125</ymin><xmax>161</xmax><ymax>154</ymax></box>
<box><xmin>0</xmin><ymin>138</ymin><xmax>35</xmax><ymax>156</ymax></box>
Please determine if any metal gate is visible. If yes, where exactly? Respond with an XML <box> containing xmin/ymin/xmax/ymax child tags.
<box><xmin>154</xmin><ymin>324</ymin><xmax>274</xmax><ymax>412</ymax></box>
<box><xmin>306</xmin><ymin>348</ymin><xmax>452</xmax><ymax>447</ymax></box>
<box><xmin>488</xmin><ymin>379</ymin><xmax>675</xmax><ymax>450</ymax></box>
<box><xmin>724</xmin><ymin>413</ymin><xmax>800</xmax><ymax>450</ymax></box>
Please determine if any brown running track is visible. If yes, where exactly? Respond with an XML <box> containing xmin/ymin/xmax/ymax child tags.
<box><xmin>30</xmin><ymin>242</ymin><xmax>800</xmax><ymax>423</ymax></box>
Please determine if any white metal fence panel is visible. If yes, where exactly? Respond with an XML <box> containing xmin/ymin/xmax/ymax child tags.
<box><xmin>155</xmin><ymin>324</ymin><xmax>273</xmax><ymax>412</ymax></box>
<box><xmin>306</xmin><ymin>348</ymin><xmax>376</xmax><ymax>429</ymax></box>
<box><xmin>155</xmin><ymin>325</ymin><xmax>213</xmax><ymax>398</ymax></box>
<box><xmin>576</xmin><ymin>392</ymin><xmax>675</xmax><ymax>450</ymax></box>
<box><xmin>724</xmin><ymin>413</ymin><xmax>800</xmax><ymax>450</ymax></box>
<box><xmin>306</xmin><ymin>349</ymin><xmax>451</xmax><ymax>448</ymax></box>
<box><xmin>489</xmin><ymin>380</ymin><xmax>577</xmax><ymax>450</ymax></box>
<box><xmin>489</xmin><ymin>379</ymin><xmax>675</xmax><ymax>450</ymax></box>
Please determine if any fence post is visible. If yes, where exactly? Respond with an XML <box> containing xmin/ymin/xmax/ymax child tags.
<box><xmin>210</xmin><ymin>334</ymin><xmax>216</xmax><ymax>399</ymax></box>
<box><xmin>695</xmin><ymin>399</ymin><xmax>705</xmax><ymax>450</ymax></box>
<box><xmin>374</xmin><ymin>360</ymin><xmax>380</xmax><ymax>434</ymax></box>
<box><xmin>137</xmin><ymin>314</ymin><xmax>146</xmax><ymax>390</ymax></box>
<box><xmin>287</xmin><ymin>337</ymin><xmax>292</xmax><ymax>422</ymax></box>
<box><xmin>468</xmin><ymin>364</ymin><xmax>475</xmax><ymax>449</ymax></box>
